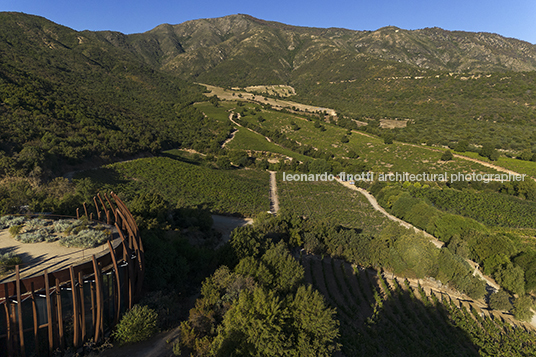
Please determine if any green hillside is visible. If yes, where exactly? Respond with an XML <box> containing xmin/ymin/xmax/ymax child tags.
<box><xmin>0</xmin><ymin>12</ymin><xmax>229</xmax><ymax>178</ymax></box>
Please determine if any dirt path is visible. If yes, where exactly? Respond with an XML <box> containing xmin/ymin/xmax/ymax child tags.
<box><xmin>201</xmin><ymin>83</ymin><xmax>336</xmax><ymax>115</ymax></box>
<box><xmin>221</xmin><ymin>129</ymin><xmax>238</xmax><ymax>148</ymax></box>
<box><xmin>335</xmin><ymin>179</ymin><xmax>502</xmax><ymax>292</ymax></box>
<box><xmin>336</xmin><ymin>179</ymin><xmax>445</xmax><ymax>249</ymax></box>
<box><xmin>269</xmin><ymin>171</ymin><xmax>280</xmax><ymax>214</ymax></box>
<box><xmin>211</xmin><ymin>214</ymin><xmax>253</xmax><ymax>243</ymax></box>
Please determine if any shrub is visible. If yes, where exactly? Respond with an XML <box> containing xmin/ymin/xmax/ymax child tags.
<box><xmin>9</xmin><ymin>225</ymin><xmax>23</xmax><ymax>237</ymax></box>
<box><xmin>441</xmin><ymin>150</ymin><xmax>453</xmax><ymax>161</ymax></box>
<box><xmin>0</xmin><ymin>216</ymin><xmax>26</xmax><ymax>229</ymax></box>
<box><xmin>59</xmin><ymin>229</ymin><xmax>109</xmax><ymax>248</ymax></box>
<box><xmin>16</xmin><ymin>228</ymin><xmax>52</xmax><ymax>243</ymax></box>
<box><xmin>113</xmin><ymin>305</ymin><xmax>158</xmax><ymax>344</ymax></box>
<box><xmin>0</xmin><ymin>252</ymin><xmax>22</xmax><ymax>274</ymax></box>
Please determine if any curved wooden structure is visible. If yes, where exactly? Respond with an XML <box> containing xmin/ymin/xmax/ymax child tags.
<box><xmin>0</xmin><ymin>193</ymin><xmax>144</xmax><ymax>356</ymax></box>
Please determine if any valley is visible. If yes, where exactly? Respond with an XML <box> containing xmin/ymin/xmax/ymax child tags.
<box><xmin>1</xmin><ymin>11</ymin><xmax>536</xmax><ymax>356</ymax></box>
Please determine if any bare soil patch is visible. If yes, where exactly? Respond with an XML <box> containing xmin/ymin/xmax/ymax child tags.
<box><xmin>200</xmin><ymin>83</ymin><xmax>336</xmax><ymax>115</ymax></box>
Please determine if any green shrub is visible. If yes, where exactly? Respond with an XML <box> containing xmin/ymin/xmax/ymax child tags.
<box><xmin>59</xmin><ymin>229</ymin><xmax>109</xmax><ymax>248</ymax></box>
<box><xmin>113</xmin><ymin>305</ymin><xmax>158</xmax><ymax>344</ymax></box>
<box><xmin>16</xmin><ymin>228</ymin><xmax>52</xmax><ymax>243</ymax></box>
<box><xmin>0</xmin><ymin>252</ymin><xmax>22</xmax><ymax>274</ymax></box>
<box><xmin>9</xmin><ymin>225</ymin><xmax>22</xmax><ymax>237</ymax></box>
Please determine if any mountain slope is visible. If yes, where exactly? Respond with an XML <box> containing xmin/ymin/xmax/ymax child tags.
<box><xmin>103</xmin><ymin>14</ymin><xmax>536</xmax><ymax>135</ymax></box>
<box><xmin>0</xmin><ymin>12</ymin><xmax>229</xmax><ymax>177</ymax></box>
<box><xmin>119</xmin><ymin>14</ymin><xmax>536</xmax><ymax>80</ymax></box>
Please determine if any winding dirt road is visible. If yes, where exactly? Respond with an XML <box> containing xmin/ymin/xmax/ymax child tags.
<box><xmin>335</xmin><ymin>178</ymin><xmax>501</xmax><ymax>291</ymax></box>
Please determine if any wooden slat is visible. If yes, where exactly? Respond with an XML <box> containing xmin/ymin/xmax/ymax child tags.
<box><xmin>16</xmin><ymin>265</ymin><xmax>26</xmax><ymax>356</ymax></box>
<box><xmin>44</xmin><ymin>270</ymin><xmax>54</xmax><ymax>355</ymax></box>
<box><xmin>78</xmin><ymin>271</ymin><xmax>86</xmax><ymax>342</ymax></box>
<box><xmin>93</xmin><ymin>196</ymin><xmax>101</xmax><ymax>221</ymax></box>
<box><xmin>31</xmin><ymin>283</ymin><xmax>38</xmax><ymax>354</ymax></box>
<box><xmin>92</xmin><ymin>255</ymin><xmax>103</xmax><ymax>342</ymax></box>
<box><xmin>108</xmin><ymin>240</ymin><xmax>122</xmax><ymax>326</ymax></box>
<box><xmin>4</xmin><ymin>282</ymin><xmax>13</xmax><ymax>357</ymax></box>
<box><xmin>56</xmin><ymin>278</ymin><xmax>64</xmax><ymax>350</ymax></box>
<box><xmin>116</xmin><ymin>224</ymin><xmax>134</xmax><ymax>309</ymax></box>
<box><xmin>104</xmin><ymin>193</ymin><xmax>118</xmax><ymax>222</ymax></box>
<box><xmin>70</xmin><ymin>266</ymin><xmax>80</xmax><ymax>348</ymax></box>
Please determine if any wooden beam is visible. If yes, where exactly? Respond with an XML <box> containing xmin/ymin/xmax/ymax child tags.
<box><xmin>92</xmin><ymin>255</ymin><xmax>103</xmax><ymax>343</ymax></box>
<box><xmin>104</xmin><ymin>193</ymin><xmax>117</xmax><ymax>222</ymax></box>
<box><xmin>78</xmin><ymin>271</ymin><xmax>86</xmax><ymax>343</ymax></box>
<box><xmin>4</xmin><ymin>282</ymin><xmax>13</xmax><ymax>357</ymax></box>
<box><xmin>93</xmin><ymin>196</ymin><xmax>101</xmax><ymax>221</ymax></box>
<box><xmin>69</xmin><ymin>266</ymin><xmax>80</xmax><ymax>348</ymax></box>
<box><xmin>44</xmin><ymin>270</ymin><xmax>54</xmax><ymax>355</ymax></box>
<box><xmin>16</xmin><ymin>265</ymin><xmax>25</xmax><ymax>356</ymax></box>
<box><xmin>56</xmin><ymin>278</ymin><xmax>64</xmax><ymax>350</ymax></box>
<box><xmin>31</xmin><ymin>282</ymin><xmax>39</xmax><ymax>354</ymax></box>
<box><xmin>108</xmin><ymin>240</ymin><xmax>122</xmax><ymax>326</ymax></box>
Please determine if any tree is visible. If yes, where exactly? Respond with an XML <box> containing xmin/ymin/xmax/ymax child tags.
<box><xmin>454</xmin><ymin>140</ymin><xmax>468</xmax><ymax>153</ymax></box>
<box><xmin>519</xmin><ymin>149</ymin><xmax>533</xmax><ymax>161</ymax></box>
<box><xmin>511</xmin><ymin>296</ymin><xmax>534</xmax><ymax>321</ymax></box>
<box><xmin>112</xmin><ymin>305</ymin><xmax>158</xmax><ymax>344</ymax></box>
<box><xmin>488</xmin><ymin>289</ymin><xmax>512</xmax><ymax>311</ymax></box>
<box><xmin>216</xmin><ymin>156</ymin><xmax>232</xmax><ymax>170</ymax></box>
<box><xmin>441</xmin><ymin>150</ymin><xmax>453</xmax><ymax>161</ymax></box>
<box><xmin>494</xmin><ymin>262</ymin><xmax>525</xmax><ymax>296</ymax></box>
<box><xmin>480</xmin><ymin>142</ymin><xmax>499</xmax><ymax>161</ymax></box>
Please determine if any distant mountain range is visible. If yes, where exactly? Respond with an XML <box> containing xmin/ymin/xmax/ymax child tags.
<box><xmin>90</xmin><ymin>14</ymin><xmax>536</xmax><ymax>84</ymax></box>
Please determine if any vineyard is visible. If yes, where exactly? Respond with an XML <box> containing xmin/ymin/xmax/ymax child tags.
<box><xmin>415</xmin><ymin>187</ymin><xmax>536</xmax><ymax>228</ymax></box>
<box><xmin>301</xmin><ymin>255</ymin><xmax>536</xmax><ymax>356</ymax></box>
<box><xmin>226</xmin><ymin>126</ymin><xmax>310</xmax><ymax>161</ymax></box>
<box><xmin>277</xmin><ymin>174</ymin><xmax>390</xmax><ymax>235</ymax></box>
<box><xmin>237</xmin><ymin>106</ymin><xmax>503</xmax><ymax>176</ymax></box>
<box><xmin>107</xmin><ymin>156</ymin><xmax>270</xmax><ymax>216</ymax></box>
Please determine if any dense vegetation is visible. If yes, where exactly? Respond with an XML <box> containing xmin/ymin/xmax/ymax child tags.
<box><xmin>0</xmin><ymin>13</ymin><xmax>230</xmax><ymax>178</ymax></box>
<box><xmin>373</xmin><ymin>181</ymin><xmax>536</xmax><ymax>299</ymax></box>
<box><xmin>76</xmin><ymin>152</ymin><xmax>270</xmax><ymax>217</ymax></box>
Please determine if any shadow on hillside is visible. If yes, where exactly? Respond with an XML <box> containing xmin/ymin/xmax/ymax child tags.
<box><xmin>74</xmin><ymin>167</ymin><xmax>130</xmax><ymax>186</ymax></box>
<box><xmin>160</xmin><ymin>151</ymin><xmax>202</xmax><ymax>166</ymax></box>
<box><xmin>301</xmin><ymin>255</ymin><xmax>480</xmax><ymax>356</ymax></box>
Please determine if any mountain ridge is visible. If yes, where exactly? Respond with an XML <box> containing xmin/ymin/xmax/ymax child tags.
<box><xmin>124</xmin><ymin>14</ymin><xmax>536</xmax><ymax>75</ymax></box>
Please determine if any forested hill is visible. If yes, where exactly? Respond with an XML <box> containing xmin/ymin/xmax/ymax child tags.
<box><xmin>0</xmin><ymin>12</ymin><xmax>230</xmax><ymax>178</ymax></box>
<box><xmin>94</xmin><ymin>14</ymin><xmax>536</xmax><ymax>137</ymax></box>
<box><xmin>97</xmin><ymin>14</ymin><xmax>536</xmax><ymax>79</ymax></box>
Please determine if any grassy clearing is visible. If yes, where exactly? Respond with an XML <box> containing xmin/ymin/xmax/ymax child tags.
<box><xmin>194</xmin><ymin>101</ymin><xmax>235</xmax><ymax>123</ymax></box>
<box><xmin>455</xmin><ymin>151</ymin><xmax>536</xmax><ymax>178</ymax></box>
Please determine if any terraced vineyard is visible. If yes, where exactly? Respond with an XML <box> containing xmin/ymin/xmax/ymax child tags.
<box><xmin>301</xmin><ymin>255</ymin><xmax>536</xmax><ymax>356</ymax></box>
<box><xmin>278</xmin><ymin>175</ymin><xmax>390</xmax><ymax>235</ymax></box>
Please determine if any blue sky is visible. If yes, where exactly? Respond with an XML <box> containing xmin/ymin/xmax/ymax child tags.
<box><xmin>1</xmin><ymin>0</ymin><xmax>535</xmax><ymax>44</ymax></box>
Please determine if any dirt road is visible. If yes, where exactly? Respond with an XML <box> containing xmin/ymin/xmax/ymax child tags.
<box><xmin>269</xmin><ymin>171</ymin><xmax>280</xmax><ymax>213</ymax></box>
<box><xmin>335</xmin><ymin>179</ymin><xmax>501</xmax><ymax>291</ymax></box>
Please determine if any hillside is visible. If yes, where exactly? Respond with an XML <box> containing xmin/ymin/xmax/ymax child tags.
<box><xmin>90</xmin><ymin>14</ymin><xmax>536</xmax><ymax>151</ymax></box>
<box><xmin>0</xmin><ymin>12</ymin><xmax>230</xmax><ymax>178</ymax></box>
